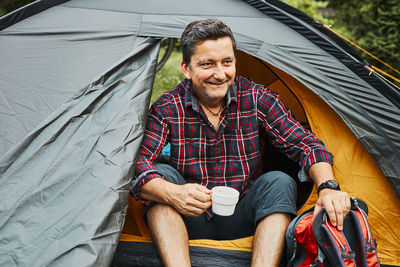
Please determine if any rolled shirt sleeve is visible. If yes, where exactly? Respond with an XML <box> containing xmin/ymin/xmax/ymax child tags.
<box><xmin>130</xmin><ymin>102</ymin><xmax>169</xmax><ymax>200</ymax></box>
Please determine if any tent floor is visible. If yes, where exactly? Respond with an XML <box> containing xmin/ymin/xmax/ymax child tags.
<box><xmin>111</xmin><ymin>241</ymin><xmax>252</xmax><ymax>267</ymax></box>
<box><xmin>111</xmin><ymin>239</ymin><xmax>292</xmax><ymax>266</ymax></box>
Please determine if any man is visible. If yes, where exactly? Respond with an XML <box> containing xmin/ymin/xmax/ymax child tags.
<box><xmin>131</xmin><ymin>19</ymin><xmax>350</xmax><ymax>266</ymax></box>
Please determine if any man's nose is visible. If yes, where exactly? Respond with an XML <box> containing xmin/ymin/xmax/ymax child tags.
<box><xmin>213</xmin><ymin>64</ymin><xmax>226</xmax><ymax>80</ymax></box>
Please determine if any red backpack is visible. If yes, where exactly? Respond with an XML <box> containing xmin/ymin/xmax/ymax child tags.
<box><xmin>286</xmin><ymin>198</ymin><xmax>380</xmax><ymax>267</ymax></box>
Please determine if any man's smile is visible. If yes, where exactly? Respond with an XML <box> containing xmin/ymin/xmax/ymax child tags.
<box><xmin>206</xmin><ymin>79</ymin><xmax>229</xmax><ymax>85</ymax></box>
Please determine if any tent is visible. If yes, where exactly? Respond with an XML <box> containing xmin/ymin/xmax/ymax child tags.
<box><xmin>0</xmin><ymin>0</ymin><xmax>399</xmax><ymax>266</ymax></box>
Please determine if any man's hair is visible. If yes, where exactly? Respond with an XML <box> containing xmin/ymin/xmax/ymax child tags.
<box><xmin>180</xmin><ymin>19</ymin><xmax>236</xmax><ymax>65</ymax></box>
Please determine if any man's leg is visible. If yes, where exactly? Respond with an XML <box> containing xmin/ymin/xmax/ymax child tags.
<box><xmin>147</xmin><ymin>203</ymin><xmax>190</xmax><ymax>267</ymax></box>
<box><xmin>245</xmin><ymin>171</ymin><xmax>297</xmax><ymax>267</ymax></box>
<box><xmin>144</xmin><ymin>164</ymin><xmax>191</xmax><ymax>266</ymax></box>
<box><xmin>251</xmin><ymin>213</ymin><xmax>291</xmax><ymax>267</ymax></box>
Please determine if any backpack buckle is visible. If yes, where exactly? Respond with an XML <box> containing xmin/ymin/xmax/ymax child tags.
<box><xmin>310</xmin><ymin>255</ymin><xmax>324</xmax><ymax>267</ymax></box>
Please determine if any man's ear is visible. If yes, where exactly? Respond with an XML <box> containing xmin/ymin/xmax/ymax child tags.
<box><xmin>180</xmin><ymin>60</ymin><xmax>191</xmax><ymax>79</ymax></box>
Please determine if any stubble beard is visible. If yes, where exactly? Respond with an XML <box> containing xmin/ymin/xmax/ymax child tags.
<box><xmin>203</xmin><ymin>85</ymin><xmax>229</xmax><ymax>106</ymax></box>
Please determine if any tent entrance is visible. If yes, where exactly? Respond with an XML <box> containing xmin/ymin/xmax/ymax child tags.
<box><xmin>116</xmin><ymin>47</ymin><xmax>400</xmax><ymax>267</ymax></box>
<box><xmin>236</xmin><ymin>50</ymin><xmax>309</xmax><ymax>129</ymax></box>
<box><xmin>114</xmin><ymin>51</ymin><xmax>323</xmax><ymax>266</ymax></box>
<box><xmin>236</xmin><ymin>50</ymin><xmax>313</xmax><ymax>210</ymax></box>
<box><xmin>121</xmin><ymin>50</ymin><xmax>317</xmax><ymax>238</ymax></box>
<box><xmin>234</xmin><ymin>52</ymin><xmax>400</xmax><ymax>265</ymax></box>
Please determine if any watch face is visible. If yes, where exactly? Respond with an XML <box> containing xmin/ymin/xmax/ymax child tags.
<box><xmin>318</xmin><ymin>180</ymin><xmax>340</xmax><ymax>195</ymax></box>
<box><xmin>327</xmin><ymin>180</ymin><xmax>339</xmax><ymax>189</ymax></box>
<box><xmin>327</xmin><ymin>180</ymin><xmax>336</xmax><ymax>186</ymax></box>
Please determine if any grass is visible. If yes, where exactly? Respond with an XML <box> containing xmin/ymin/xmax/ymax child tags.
<box><xmin>151</xmin><ymin>48</ymin><xmax>185</xmax><ymax>104</ymax></box>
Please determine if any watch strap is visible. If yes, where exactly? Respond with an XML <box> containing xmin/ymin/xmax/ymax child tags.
<box><xmin>317</xmin><ymin>180</ymin><xmax>340</xmax><ymax>195</ymax></box>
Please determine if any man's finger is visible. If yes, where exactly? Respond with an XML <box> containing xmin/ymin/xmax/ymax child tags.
<box><xmin>187</xmin><ymin>202</ymin><xmax>211</xmax><ymax>216</ymax></box>
<box><xmin>333</xmin><ymin>200</ymin><xmax>345</xmax><ymax>231</ymax></box>
<box><xmin>194</xmin><ymin>184</ymin><xmax>212</xmax><ymax>194</ymax></box>
<box><xmin>342</xmin><ymin>196</ymin><xmax>351</xmax><ymax>215</ymax></box>
<box><xmin>323</xmin><ymin>199</ymin><xmax>337</xmax><ymax>227</ymax></box>
<box><xmin>184</xmin><ymin>184</ymin><xmax>211</xmax><ymax>202</ymax></box>
<box><xmin>191</xmin><ymin>189</ymin><xmax>212</xmax><ymax>202</ymax></box>
<box><xmin>183</xmin><ymin>192</ymin><xmax>211</xmax><ymax>210</ymax></box>
<box><xmin>191</xmin><ymin>199</ymin><xmax>212</xmax><ymax>210</ymax></box>
<box><xmin>191</xmin><ymin>207</ymin><xmax>206</xmax><ymax>217</ymax></box>
<box><xmin>345</xmin><ymin>194</ymin><xmax>351</xmax><ymax>212</ymax></box>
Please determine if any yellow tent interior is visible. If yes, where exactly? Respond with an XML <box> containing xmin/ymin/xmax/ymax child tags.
<box><xmin>119</xmin><ymin>50</ymin><xmax>400</xmax><ymax>265</ymax></box>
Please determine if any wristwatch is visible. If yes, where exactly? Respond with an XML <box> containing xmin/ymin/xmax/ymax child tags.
<box><xmin>317</xmin><ymin>180</ymin><xmax>341</xmax><ymax>195</ymax></box>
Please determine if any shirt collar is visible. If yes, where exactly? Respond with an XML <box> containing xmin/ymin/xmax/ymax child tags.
<box><xmin>184</xmin><ymin>78</ymin><xmax>238</xmax><ymax>110</ymax></box>
<box><xmin>183</xmin><ymin>79</ymin><xmax>200</xmax><ymax>111</ymax></box>
<box><xmin>228</xmin><ymin>79</ymin><xmax>238</xmax><ymax>105</ymax></box>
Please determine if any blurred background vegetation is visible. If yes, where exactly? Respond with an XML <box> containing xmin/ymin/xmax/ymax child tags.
<box><xmin>0</xmin><ymin>0</ymin><xmax>34</xmax><ymax>16</ymax></box>
<box><xmin>1</xmin><ymin>0</ymin><xmax>399</xmax><ymax>94</ymax></box>
<box><xmin>152</xmin><ymin>45</ymin><xmax>185</xmax><ymax>103</ymax></box>
<box><xmin>282</xmin><ymin>0</ymin><xmax>400</xmax><ymax>88</ymax></box>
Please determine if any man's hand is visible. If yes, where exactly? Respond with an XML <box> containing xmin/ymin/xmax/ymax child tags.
<box><xmin>139</xmin><ymin>178</ymin><xmax>211</xmax><ymax>217</ymax></box>
<box><xmin>169</xmin><ymin>183</ymin><xmax>212</xmax><ymax>217</ymax></box>
<box><xmin>308</xmin><ymin>162</ymin><xmax>351</xmax><ymax>230</ymax></box>
<box><xmin>313</xmin><ymin>189</ymin><xmax>351</xmax><ymax>230</ymax></box>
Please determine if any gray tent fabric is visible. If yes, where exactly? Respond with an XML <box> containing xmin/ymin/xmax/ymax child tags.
<box><xmin>0</xmin><ymin>4</ymin><xmax>141</xmax><ymax>155</ymax></box>
<box><xmin>1</xmin><ymin>0</ymin><xmax>399</xmax><ymax>197</ymax></box>
<box><xmin>0</xmin><ymin>0</ymin><xmax>400</xmax><ymax>266</ymax></box>
<box><xmin>0</xmin><ymin>37</ymin><xmax>159</xmax><ymax>266</ymax></box>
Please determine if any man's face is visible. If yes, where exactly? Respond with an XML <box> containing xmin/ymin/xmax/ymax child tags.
<box><xmin>181</xmin><ymin>36</ymin><xmax>236</xmax><ymax>104</ymax></box>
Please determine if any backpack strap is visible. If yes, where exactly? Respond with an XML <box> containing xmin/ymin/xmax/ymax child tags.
<box><xmin>313</xmin><ymin>208</ymin><xmax>356</xmax><ymax>267</ymax></box>
<box><xmin>350</xmin><ymin>198</ymin><xmax>381</xmax><ymax>267</ymax></box>
<box><xmin>288</xmin><ymin>197</ymin><xmax>380</xmax><ymax>267</ymax></box>
<box><xmin>320</xmin><ymin>213</ymin><xmax>357</xmax><ymax>266</ymax></box>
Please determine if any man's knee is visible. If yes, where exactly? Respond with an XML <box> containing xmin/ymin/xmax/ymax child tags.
<box><xmin>251</xmin><ymin>171</ymin><xmax>297</xmax><ymax>222</ymax></box>
<box><xmin>255</xmin><ymin>171</ymin><xmax>296</xmax><ymax>193</ymax></box>
<box><xmin>154</xmin><ymin>163</ymin><xmax>186</xmax><ymax>185</ymax></box>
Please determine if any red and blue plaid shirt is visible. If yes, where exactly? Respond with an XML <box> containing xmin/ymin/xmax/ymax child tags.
<box><xmin>131</xmin><ymin>76</ymin><xmax>333</xmax><ymax>218</ymax></box>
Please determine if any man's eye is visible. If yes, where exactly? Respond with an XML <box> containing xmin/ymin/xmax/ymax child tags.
<box><xmin>223</xmin><ymin>60</ymin><xmax>233</xmax><ymax>65</ymax></box>
<box><xmin>201</xmin><ymin>63</ymin><xmax>212</xmax><ymax>67</ymax></box>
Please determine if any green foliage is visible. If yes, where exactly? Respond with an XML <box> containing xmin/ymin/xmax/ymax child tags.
<box><xmin>328</xmin><ymin>0</ymin><xmax>400</xmax><ymax>84</ymax></box>
<box><xmin>281</xmin><ymin>0</ymin><xmax>334</xmax><ymax>26</ymax></box>
<box><xmin>0</xmin><ymin>0</ymin><xmax>35</xmax><ymax>17</ymax></box>
<box><xmin>282</xmin><ymin>0</ymin><xmax>400</xmax><ymax>86</ymax></box>
<box><xmin>151</xmin><ymin>48</ymin><xmax>185</xmax><ymax>104</ymax></box>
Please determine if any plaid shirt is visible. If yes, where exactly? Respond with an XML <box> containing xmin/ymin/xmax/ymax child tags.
<box><xmin>131</xmin><ymin>76</ymin><xmax>333</xmax><ymax>219</ymax></box>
